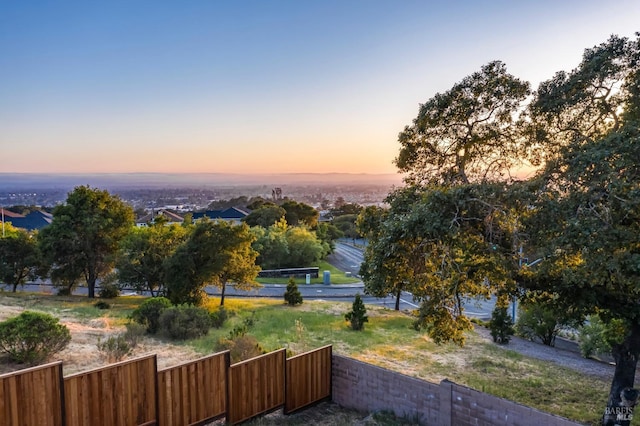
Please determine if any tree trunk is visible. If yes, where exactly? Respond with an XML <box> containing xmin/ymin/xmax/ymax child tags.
<box><xmin>87</xmin><ymin>275</ymin><xmax>96</xmax><ymax>298</ymax></box>
<box><xmin>603</xmin><ymin>324</ymin><xmax>640</xmax><ymax>426</ymax></box>
<box><xmin>220</xmin><ymin>283</ymin><xmax>226</xmax><ymax>306</ymax></box>
<box><xmin>394</xmin><ymin>289</ymin><xmax>401</xmax><ymax>311</ymax></box>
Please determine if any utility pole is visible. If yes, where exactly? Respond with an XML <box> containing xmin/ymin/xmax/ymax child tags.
<box><xmin>2</xmin><ymin>207</ymin><xmax>5</xmax><ymax>237</ymax></box>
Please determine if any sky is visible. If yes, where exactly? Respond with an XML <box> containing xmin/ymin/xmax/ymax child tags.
<box><xmin>1</xmin><ymin>1</ymin><xmax>639</xmax><ymax>175</ymax></box>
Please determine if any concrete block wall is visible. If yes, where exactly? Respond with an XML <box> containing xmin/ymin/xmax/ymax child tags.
<box><xmin>447</xmin><ymin>380</ymin><xmax>580</xmax><ymax>426</ymax></box>
<box><xmin>332</xmin><ymin>355</ymin><xmax>581</xmax><ymax>426</ymax></box>
<box><xmin>332</xmin><ymin>355</ymin><xmax>440</xmax><ymax>424</ymax></box>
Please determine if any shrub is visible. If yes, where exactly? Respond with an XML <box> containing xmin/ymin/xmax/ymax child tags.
<box><xmin>123</xmin><ymin>322</ymin><xmax>146</xmax><ymax>347</ymax></box>
<box><xmin>578</xmin><ymin>315</ymin><xmax>625</xmax><ymax>359</ymax></box>
<box><xmin>0</xmin><ymin>311</ymin><xmax>71</xmax><ymax>364</ymax></box>
<box><xmin>94</xmin><ymin>301</ymin><xmax>111</xmax><ymax>310</ymax></box>
<box><xmin>131</xmin><ymin>297</ymin><xmax>172</xmax><ymax>334</ymax></box>
<box><xmin>228</xmin><ymin>313</ymin><xmax>258</xmax><ymax>339</ymax></box>
<box><xmin>489</xmin><ymin>306</ymin><xmax>514</xmax><ymax>344</ymax></box>
<box><xmin>345</xmin><ymin>294</ymin><xmax>368</xmax><ymax>331</ymax></box>
<box><xmin>97</xmin><ymin>334</ymin><xmax>131</xmax><ymax>363</ymax></box>
<box><xmin>209</xmin><ymin>307</ymin><xmax>228</xmax><ymax>329</ymax></box>
<box><xmin>217</xmin><ymin>335</ymin><xmax>265</xmax><ymax>363</ymax></box>
<box><xmin>515</xmin><ymin>301</ymin><xmax>577</xmax><ymax>347</ymax></box>
<box><xmin>159</xmin><ymin>305</ymin><xmax>211</xmax><ymax>340</ymax></box>
<box><xmin>98</xmin><ymin>283</ymin><xmax>120</xmax><ymax>299</ymax></box>
<box><xmin>284</xmin><ymin>277</ymin><xmax>303</xmax><ymax>306</ymax></box>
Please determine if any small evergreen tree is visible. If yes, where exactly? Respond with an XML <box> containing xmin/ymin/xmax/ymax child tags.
<box><xmin>345</xmin><ymin>293</ymin><xmax>368</xmax><ymax>331</ymax></box>
<box><xmin>284</xmin><ymin>277</ymin><xmax>303</xmax><ymax>306</ymax></box>
<box><xmin>489</xmin><ymin>306</ymin><xmax>514</xmax><ymax>344</ymax></box>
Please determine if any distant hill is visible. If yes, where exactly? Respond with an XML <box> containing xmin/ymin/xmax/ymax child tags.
<box><xmin>0</xmin><ymin>173</ymin><xmax>404</xmax><ymax>191</ymax></box>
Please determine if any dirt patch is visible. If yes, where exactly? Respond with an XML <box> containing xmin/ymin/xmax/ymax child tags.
<box><xmin>0</xmin><ymin>302</ymin><xmax>204</xmax><ymax>376</ymax></box>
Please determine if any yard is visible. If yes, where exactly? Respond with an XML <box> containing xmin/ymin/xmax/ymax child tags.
<box><xmin>0</xmin><ymin>291</ymin><xmax>613</xmax><ymax>425</ymax></box>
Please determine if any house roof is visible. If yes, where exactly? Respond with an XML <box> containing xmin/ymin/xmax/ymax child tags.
<box><xmin>192</xmin><ymin>207</ymin><xmax>250</xmax><ymax>221</ymax></box>
<box><xmin>136</xmin><ymin>209</ymin><xmax>184</xmax><ymax>225</ymax></box>
<box><xmin>0</xmin><ymin>208</ymin><xmax>25</xmax><ymax>218</ymax></box>
<box><xmin>3</xmin><ymin>210</ymin><xmax>53</xmax><ymax>231</ymax></box>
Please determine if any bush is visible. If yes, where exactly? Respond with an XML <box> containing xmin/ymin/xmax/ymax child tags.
<box><xmin>97</xmin><ymin>334</ymin><xmax>131</xmax><ymax>363</ymax></box>
<box><xmin>94</xmin><ymin>301</ymin><xmax>111</xmax><ymax>310</ymax></box>
<box><xmin>0</xmin><ymin>311</ymin><xmax>71</xmax><ymax>364</ymax></box>
<box><xmin>131</xmin><ymin>297</ymin><xmax>172</xmax><ymax>334</ymax></box>
<box><xmin>284</xmin><ymin>277</ymin><xmax>303</xmax><ymax>306</ymax></box>
<box><xmin>578</xmin><ymin>316</ymin><xmax>625</xmax><ymax>358</ymax></box>
<box><xmin>209</xmin><ymin>307</ymin><xmax>228</xmax><ymax>329</ymax></box>
<box><xmin>98</xmin><ymin>283</ymin><xmax>120</xmax><ymax>299</ymax></box>
<box><xmin>345</xmin><ymin>294</ymin><xmax>368</xmax><ymax>331</ymax></box>
<box><xmin>228</xmin><ymin>313</ymin><xmax>257</xmax><ymax>339</ymax></box>
<box><xmin>489</xmin><ymin>306</ymin><xmax>514</xmax><ymax>344</ymax></box>
<box><xmin>515</xmin><ymin>301</ymin><xmax>577</xmax><ymax>347</ymax></box>
<box><xmin>159</xmin><ymin>305</ymin><xmax>211</xmax><ymax>340</ymax></box>
<box><xmin>123</xmin><ymin>322</ymin><xmax>146</xmax><ymax>347</ymax></box>
<box><xmin>217</xmin><ymin>335</ymin><xmax>265</xmax><ymax>363</ymax></box>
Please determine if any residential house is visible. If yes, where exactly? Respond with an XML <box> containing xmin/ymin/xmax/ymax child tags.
<box><xmin>191</xmin><ymin>207</ymin><xmax>250</xmax><ymax>225</ymax></box>
<box><xmin>136</xmin><ymin>209</ymin><xmax>185</xmax><ymax>227</ymax></box>
<box><xmin>1</xmin><ymin>208</ymin><xmax>53</xmax><ymax>231</ymax></box>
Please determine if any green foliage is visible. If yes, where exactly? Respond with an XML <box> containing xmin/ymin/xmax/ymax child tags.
<box><xmin>97</xmin><ymin>334</ymin><xmax>132</xmax><ymax>362</ymax></box>
<box><xmin>209</xmin><ymin>307</ymin><xmax>228</xmax><ymax>329</ymax></box>
<box><xmin>243</xmin><ymin>204</ymin><xmax>286</xmax><ymax>228</ymax></box>
<box><xmin>515</xmin><ymin>302</ymin><xmax>567</xmax><ymax>347</ymax></box>
<box><xmin>345</xmin><ymin>294</ymin><xmax>368</xmax><ymax>331</ymax></box>
<box><xmin>116</xmin><ymin>223</ymin><xmax>188</xmax><ymax>297</ymax></box>
<box><xmin>217</xmin><ymin>335</ymin><xmax>266</xmax><ymax>363</ymax></box>
<box><xmin>284</xmin><ymin>277</ymin><xmax>303</xmax><ymax>306</ymax></box>
<box><xmin>395</xmin><ymin>60</ymin><xmax>530</xmax><ymax>186</ymax></box>
<box><xmin>0</xmin><ymin>311</ymin><xmax>71</xmax><ymax>364</ymax></box>
<box><xmin>578</xmin><ymin>316</ymin><xmax>626</xmax><ymax>359</ymax></box>
<box><xmin>489</xmin><ymin>306</ymin><xmax>514</xmax><ymax>344</ymax></box>
<box><xmin>38</xmin><ymin>185</ymin><xmax>134</xmax><ymax>298</ymax></box>
<box><xmin>94</xmin><ymin>300</ymin><xmax>111</xmax><ymax>309</ymax></box>
<box><xmin>98</xmin><ymin>283</ymin><xmax>120</xmax><ymax>299</ymax></box>
<box><xmin>0</xmin><ymin>228</ymin><xmax>40</xmax><ymax>292</ymax></box>
<box><xmin>413</xmin><ymin>300</ymin><xmax>472</xmax><ymax>346</ymax></box>
<box><xmin>158</xmin><ymin>304</ymin><xmax>212</xmax><ymax>340</ymax></box>
<box><xmin>228</xmin><ymin>312</ymin><xmax>258</xmax><ymax>339</ymax></box>
<box><xmin>123</xmin><ymin>322</ymin><xmax>146</xmax><ymax>347</ymax></box>
<box><xmin>329</xmin><ymin>203</ymin><xmax>363</xmax><ymax>218</ymax></box>
<box><xmin>332</xmin><ymin>214</ymin><xmax>359</xmax><ymax>240</ymax></box>
<box><xmin>131</xmin><ymin>296</ymin><xmax>172</xmax><ymax>334</ymax></box>
<box><xmin>97</xmin><ymin>322</ymin><xmax>145</xmax><ymax>362</ymax></box>
<box><xmin>281</xmin><ymin>200</ymin><xmax>319</xmax><ymax>227</ymax></box>
<box><xmin>165</xmin><ymin>219</ymin><xmax>260</xmax><ymax>306</ymax></box>
<box><xmin>252</xmin><ymin>219</ymin><xmax>326</xmax><ymax>269</ymax></box>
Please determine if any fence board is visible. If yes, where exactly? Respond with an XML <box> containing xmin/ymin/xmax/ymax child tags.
<box><xmin>157</xmin><ymin>351</ymin><xmax>229</xmax><ymax>426</ymax></box>
<box><xmin>63</xmin><ymin>355</ymin><xmax>157</xmax><ymax>426</ymax></box>
<box><xmin>285</xmin><ymin>345</ymin><xmax>332</xmax><ymax>413</ymax></box>
<box><xmin>227</xmin><ymin>349</ymin><xmax>286</xmax><ymax>425</ymax></box>
<box><xmin>0</xmin><ymin>361</ymin><xmax>64</xmax><ymax>426</ymax></box>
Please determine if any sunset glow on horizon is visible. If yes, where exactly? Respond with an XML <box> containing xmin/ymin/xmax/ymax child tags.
<box><xmin>2</xmin><ymin>1</ymin><xmax>639</xmax><ymax>175</ymax></box>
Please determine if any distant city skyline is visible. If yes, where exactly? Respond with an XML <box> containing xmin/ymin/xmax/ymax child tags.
<box><xmin>2</xmin><ymin>1</ymin><xmax>639</xmax><ymax>175</ymax></box>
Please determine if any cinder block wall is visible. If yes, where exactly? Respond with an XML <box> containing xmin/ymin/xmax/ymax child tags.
<box><xmin>332</xmin><ymin>355</ymin><xmax>581</xmax><ymax>426</ymax></box>
<box><xmin>332</xmin><ymin>355</ymin><xmax>441</xmax><ymax>424</ymax></box>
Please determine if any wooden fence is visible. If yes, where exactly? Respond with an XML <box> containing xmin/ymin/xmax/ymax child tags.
<box><xmin>157</xmin><ymin>351</ymin><xmax>228</xmax><ymax>426</ymax></box>
<box><xmin>0</xmin><ymin>345</ymin><xmax>333</xmax><ymax>426</ymax></box>
<box><xmin>285</xmin><ymin>345</ymin><xmax>332</xmax><ymax>414</ymax></box>
<box><xmin>63</xmin><ymin>355</ymin><xmax>158</xmax><ymax>426</ymax></box>
<box><xmin>0</xmin><ymin>361</ymin><xmax>64</xmax><ymax>426</ymax></box>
